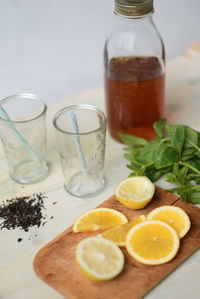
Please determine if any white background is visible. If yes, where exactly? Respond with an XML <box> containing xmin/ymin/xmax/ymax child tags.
<box><xmin>0</xmin><ymin>0</ymin><xmax>199</xmax><ymax>104</ymax></box>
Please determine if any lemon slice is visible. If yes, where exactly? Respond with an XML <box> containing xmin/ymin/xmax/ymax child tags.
<box><xmin>115</xmin><ymin>176</ymin><xmax>155</xmax><ymax>209</ymax></box>
<box><xmin>72</xmin><ymin>208</ymin><xmax>128</xmax><ymax>233</ymax></box>
<box><xmin>76</xmin><ymin>237</ymin><xmax>124</xmax><ymax>281</ymax></box>
<box><xmin>147</xmin><ymin>205</ymin><xmax>191</xmax><ymax>238</ymax></box>
<box><xmin>98</xmin><ymin>215</ymin><xmax>145</xmax><ymax>247</ymax></box>
<box><xmin>126</xmin><ymin>220</ymin><xmax>180</xmax><ymax>265</ymax></box>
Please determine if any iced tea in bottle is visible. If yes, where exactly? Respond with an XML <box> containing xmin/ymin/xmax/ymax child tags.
<box><xmin>104</xmin><ymin>0</ymin><xmax>165</xmax><ymax>142</ymax></box>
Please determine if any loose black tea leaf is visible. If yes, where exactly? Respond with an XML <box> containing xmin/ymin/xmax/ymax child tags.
<box><xmin>0</xmin><ymin>193</ymin><xmax>47</xmax><ymax>232</ymax></box>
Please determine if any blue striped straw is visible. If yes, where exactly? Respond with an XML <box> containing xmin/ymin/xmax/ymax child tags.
<box><xmin>0</xmin><ymin>106</ymin><xmax>40</xmax><ymax>163</ymax></box>
<box><xmin>68</xmin><ymin>111</ymin><xmax>88</xmax><ymax>176</ymax></box>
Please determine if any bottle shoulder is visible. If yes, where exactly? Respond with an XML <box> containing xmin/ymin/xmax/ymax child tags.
<box><xmin>106</xmin><ymin>21</ymin><xmax>164</xmax><ymax>46</ymax></box>
<box><xmin>105</xmin><ymin>18</ymin><xmax>165</xmax><ymax>59</ymax></box>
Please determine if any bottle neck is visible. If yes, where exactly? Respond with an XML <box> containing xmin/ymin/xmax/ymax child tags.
<box><xmin>114</xmin><ymin>11</ymin><xmax>154</xmax><ymax>24</ymax></box>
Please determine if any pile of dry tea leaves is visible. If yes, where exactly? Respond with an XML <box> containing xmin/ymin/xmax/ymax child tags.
<box><xmin>0</xmin><ymin>193</ymin><xmax>47</xmax><ymax>232</ymax></box>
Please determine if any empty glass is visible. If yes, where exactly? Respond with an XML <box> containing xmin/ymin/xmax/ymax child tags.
<box><xmin>0</xmin><ymin>94</ymin><xmax>48</xmax><ymax>184</ymax></box>
<box><xmin>53</xmin><ymin>104</ymin><xmax>107</xmax><ymax>198</ymax></box>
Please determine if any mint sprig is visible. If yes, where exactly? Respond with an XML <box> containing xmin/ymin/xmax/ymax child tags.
<box><xmin>121</xmin><ymin>120</ymin><xmax>200</xmax><ymax>204</ymax></box>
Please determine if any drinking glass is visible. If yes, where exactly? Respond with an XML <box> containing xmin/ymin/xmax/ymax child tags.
<box><xmin>0</xmin><ymin>94</ymin><xmax>48</xmax><ymax>184</ymax></box>
<box><xmin>53</xmin><ymin>104</ymin><xmax>107</xmax><ymax>198</ymax></box>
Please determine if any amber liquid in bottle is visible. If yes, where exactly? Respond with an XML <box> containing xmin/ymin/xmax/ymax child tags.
<box><xmin>105</xmin><ymin>56</ymin><xmax>165</xmax><ymax>142</ymax></box>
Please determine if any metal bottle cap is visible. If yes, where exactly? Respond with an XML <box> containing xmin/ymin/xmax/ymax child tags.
<box><xmin>115</xmin><ymin>0</ymin><xmax>154</xmax><ymax>17</ymax></box>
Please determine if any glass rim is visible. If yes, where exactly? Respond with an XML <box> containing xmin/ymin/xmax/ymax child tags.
<box><xmin>53</xmin><ymin>104</ymin><xmax>107</xmax><ymax>136</ymax></box>
<box><xmin>0</xmin><ymin>93</ymin><xmax>47</xmax><ymax>124</ymax></box>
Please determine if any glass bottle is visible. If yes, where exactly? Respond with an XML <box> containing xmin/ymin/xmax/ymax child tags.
<box><xmin>104</xmin><ymin>0</ymin><xmax>165</xmax><ymax>142</ymax></box>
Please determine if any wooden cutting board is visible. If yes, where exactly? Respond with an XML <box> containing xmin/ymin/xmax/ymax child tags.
<box><xmin>33</xmin><ymin>187</ymin><xmax>200</xmax><ymax>299</ymax></box>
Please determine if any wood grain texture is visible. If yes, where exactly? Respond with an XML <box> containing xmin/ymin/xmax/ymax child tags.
<box><xmin>33</xmin><ymin>187</ymin><xmax>200</xmax><ymax>299</ymax></box>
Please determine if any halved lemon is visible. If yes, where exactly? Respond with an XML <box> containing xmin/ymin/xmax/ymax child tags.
<box><xmin>115</xmin><ymin>176</ymin><xmax>155</xmax><ymax>209</ymax></box>
<box><xmin>72</xmin><ymin>208</ymin><xmax>128</xmax><ymax>233</ymax></box>
<box><xmin>76</xmin><ymin>236</ymin><xmax>124</xmax><ymax>281</ymax></box>
<box><xmin>98</xmin><ymin>215</ymin><xmax>145</xmax><ymax>247</ymax></box>
<box><xmin>146</xmin><ymin>205</ymin><xmax>191</xmax><ymax>238</ymax></box>
<box><xmin>126</xmin><ymin>220</ymin><xmax>180</xmax><ymax>265</ymax></box>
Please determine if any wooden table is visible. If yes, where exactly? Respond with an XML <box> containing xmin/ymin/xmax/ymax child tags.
<box><xmin>0</xmin><ymin>55</ymin><xmax>200</xmax><ymax>299</ymax></box>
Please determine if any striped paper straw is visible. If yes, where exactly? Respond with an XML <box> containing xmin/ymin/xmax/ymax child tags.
<box><xmin>0</xmin><ymin>106</ymin><xmax>40</xmax><ymax>164</ymax></box>
<box><xmin>68</xmin><ymin>111</ymin><xmax>88</xmax><ymax>176</ymax></box>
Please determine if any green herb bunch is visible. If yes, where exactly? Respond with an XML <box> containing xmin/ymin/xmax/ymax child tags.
<box><xmin>120</xmin><ymin>119</ymin><xmax>200</xmax><ymax>204</ymax></box>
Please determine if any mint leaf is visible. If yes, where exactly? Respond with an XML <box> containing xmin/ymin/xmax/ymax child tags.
<box><xmin>171</xmin><ymin>163</ymin><xmax>188</xmax><ymax>185</ymax></box>
<box><xmin>124</xmin><ymin>153</ymin><xmax>142</xmax><ymax>166</ymax></box>
<box><xmin>147</xmin><ymin>167</ymin><xmax>171</xmax><ymax>182</ymax></box>
<box><xmin>184</xmin><ymin>126</ymin><xmax>199</xmax><ymax>149</ymax></box>
<box><xmin>175</xmin><ymin>185</ymin><xmax>200</xmax><ymax>203</ymax></box>
<box><xmin>137</xmin><ymin>139</ymin><xmax>160</xmax><ymax>164</ymax></box>
<box><xmin>165</xmin><ymin>173</ymin><xmax>178</xmax><ymax>184</ymax></box>
<box><xmin>180</xmin><ymin>166</ymin><xmax>189</xmax><ymax>183</ymax></box>
<box><xmin>188</xmin><ymin>191</ymin><xmax>200</xmax><ymax>204</ymax></box>
<box><xmin>166</xmin><ymin>125</ymin><xmax>185</xmax><ymax>157</ymax></box>
<box><xmin>119</xmin><ymin>133</ymin><xmax>148</xmax><ymax>147</ymax></box>
<box><xmin>153</xmin><ymin>119</ymin><xmax>166</xmax><ymax>139</ymax></box>
<box><xmin>181</xmin><ymin>148</ymin><xmax>196</xmax><ymax>161</ymax></box>
<box><xmin>155</xmin><ymin>146</ymin><xmax>179</xmax><ymax>169</ymax></box>
<box><xmin>123</xmin><ymin>147</ymin><xmax>142</xmax><ymax>156</ymax></box>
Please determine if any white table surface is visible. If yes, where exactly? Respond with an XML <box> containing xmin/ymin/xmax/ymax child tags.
<box><xmin>0</xmin><ymin>56</ymin><xmax>200</xmax><ymax>299</ymax></box>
